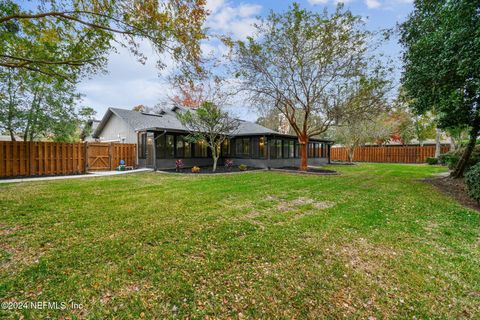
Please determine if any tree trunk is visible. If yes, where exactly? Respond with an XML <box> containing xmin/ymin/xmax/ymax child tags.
<box><xmin>347</xmin><ymin>147</ymin><xmax>355</xmax><ymax>163</ymax></box>
<box><xmin>212</xmin><ymin>155</ymin><xmax>218</xmax><ymax>172</ymax></box>
<box><xmin>434</xmin><ymin>128</ymin><xmax>441</xmax><ymax>158</ymax></box>
<box><xmin>451</xmin><ymin>118</ymin><xmax>479</xmax><ymax>178</ymax></box>
<box><xmin>9</xmin><ymin>130</ymin><xmax>16</xmax><ymax>141</ymax></box>
<box><xmin>299</xmin><ymin>138</ymin><xmax>308</xmax><ymax>171</ymax></box>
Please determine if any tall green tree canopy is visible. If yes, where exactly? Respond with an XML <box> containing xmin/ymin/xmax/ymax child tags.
<box><xmin>0</xmin><ymin>0</ymin><xmax>207</xmax><ymax>141</ymax></box>
<box><xmin>0</xmin><ymin>0</ymin><xmax>207</xmax><ymax>81</ymax></box>
<box><xmin>400</xmin><ymin>0</ymin><xmax>480</xmax><ymax>177</ymax></box>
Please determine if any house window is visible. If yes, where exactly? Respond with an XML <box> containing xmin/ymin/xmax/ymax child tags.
<box><xmin>295</xmin><ymin>141</ymin><xmax>299</xmax><ymax>158</ymax></box>
<box><xmin>165</xmin><ymin>135</ymin><xmax>174</xmax><ymax>158</ymax></box>
<box><xmin>194</xmin><ymin>140</ymin><xmax>208</xmax><ymax>157</ymax></box>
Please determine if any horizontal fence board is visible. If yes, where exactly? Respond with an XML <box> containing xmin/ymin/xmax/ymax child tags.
<box><xmin>331</xmin><ymin>145</ymin><xmax>450</xmax><ymax>163</ymax></box>
<box><xmin>0</xmin><ymin>141</ymin><xmax>137</xmax><ymax>178</ymax></box>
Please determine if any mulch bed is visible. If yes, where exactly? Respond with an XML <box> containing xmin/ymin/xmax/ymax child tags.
<box><xmin>328</xmin><ymin>161</ymin><xmax>356</xmax><ymax>166</ymax></box>
<box><xmin>425</xmin><ymin>176</ymin><xmax>480</xmax><ymax>212</ymax></box>
<box><xmin>159</xmin><ymin>166</ymin><xmax>263</xmax><ymax>174</ymax></box>
<box><xmin>271</xmin><ymin>167</ymin><xmax>338</xmax><ymax>175</ymax></box>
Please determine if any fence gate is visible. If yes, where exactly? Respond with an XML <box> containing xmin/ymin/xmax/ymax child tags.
<box><xmin>86</xmin><ymin>143</ymin><xmax>112</xmax><ymax>171</ymax></box>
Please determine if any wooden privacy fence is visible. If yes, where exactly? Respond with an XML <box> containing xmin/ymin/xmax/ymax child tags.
<box><xmin>330</xmin><ymin>145</ymin><xmax>450</xmax><ymax>163</ymax></box>
<box><xmin>86</xmin><ymin>142</ymin><xmax>137</xmax><ymax>171</ymax></box>
<box><xmin>0</xmin><ymin>141</ymin><xmax>137</xmax><ymax>178</ymax></box>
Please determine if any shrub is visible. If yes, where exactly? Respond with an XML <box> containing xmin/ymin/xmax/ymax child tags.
<box><xmin>238</xmin><ymin>164</ymin><xmax>247</xmax><ymax>171</ymax></box>
<box><xmin>426</xmin><ymin>157</ymin><xmax>438</xmax><ymax>165</ymax></box>
<box><xmin>465</xmin><ymin>162</ymin><xmax>480</xmax><ymax>203</ymax></box>
<box><xmin>191</xmin><ymin>166</ymin><xmax>200</xmax><ymax>173</ymax></box>
<box><xmin>439</xmin><ymin>145</ymin><xmax>480</xmax><ymax>170</ymax></box>
<box><xmin>175</xmin><ymin>159</ymin><xmax>184</xmax><ymax>172</ymax></box>
<box><xmin>225</xmin><ymin>159</ymin><xmax>234</xmax><ymax>171</ymax></box>
<box><xmin>438</xmin><ymin>153</ymin><xmax>454</xmax><ymax>166</ymax></box>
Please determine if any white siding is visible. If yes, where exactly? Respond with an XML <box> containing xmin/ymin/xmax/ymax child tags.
<box><xmin>97</xmin><ymin>114</ymin><xmax>137</xmax><ymax>143</ymax></box>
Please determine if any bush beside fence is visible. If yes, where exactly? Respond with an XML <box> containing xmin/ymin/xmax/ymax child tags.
<box><xmin>330</xmin><ymin>145</ymin><xmax>450</xmax><ymax>164</ymax></box>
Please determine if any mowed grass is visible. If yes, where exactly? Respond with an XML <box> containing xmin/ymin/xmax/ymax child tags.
<box><xmin>0</xmin><ymin>164</ymin><xmax>479</xmax><ymax>319</ymax></box>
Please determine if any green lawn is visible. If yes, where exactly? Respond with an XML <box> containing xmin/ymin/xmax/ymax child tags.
<box><xmin>0</xmin><ymin>164</ymin><xmax>479</xmax><ymax>319</ymax></box>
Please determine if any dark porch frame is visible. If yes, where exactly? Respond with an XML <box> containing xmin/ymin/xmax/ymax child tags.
<box><xmin>137</xmin><ymin>129</ymin><xmax>333</xmax><ymax>170</ymax></box>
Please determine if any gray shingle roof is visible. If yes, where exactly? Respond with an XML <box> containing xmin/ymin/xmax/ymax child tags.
<box><xmin>93</xmin><ymin>107</ymin><xmax>332</xmax><ymax>142</ymax></box>
<box><xmin>94</xmin><ymin>107</ymin><xmax>278</xmax><ymax>137</ymax></box>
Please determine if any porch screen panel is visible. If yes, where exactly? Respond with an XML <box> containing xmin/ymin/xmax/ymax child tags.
<box><xmin>283</xmin><ymin>140</ymin><xmax>289</xmax><ymax>158</ymax></box>
<box><xmin>184</xmin><ymin>139</ymin><xmax>191</xmax><ymax>158</ymax></box>
<box><xmin>176</xmin><ymin>136</ymin><xmax>184</xmax><ymax>157</ymax></box>
<box><xmin>251</xmin><ymin>137</ymin><xmax>259</xmax><ymax>158</ymax></box>
<box><xmin>259</xmin><ymin>137</ymin><xmax>266</xmax><ymax>158</ymax></box>
<box><xmin>155</xmin><ymin>134</ymin><xmax>165</xmax><ymax>159</ymax></box>
<box><xmin>269</xmin><ymin>139</ymin><xmax>277</xmax><ymax>159</ymax></box>
<box><xmin>139</xmin><ymin>133</ymin><xmax>147</xmax><ymax>159</ymax></box>
<box><xmin>289</xmin><ymin>141</ymin><xmax>294</xmax><ymax>158</ymax></box>
<box><xmin>165</xmin><ymin>135</ymin><xmax>174</xmax><ymax>158</ymax></box>
<box><xmin>274</xmin><ymin>139</ymin><xmax>282</xmax><ymax>159</ymax></box>
<box><xmin>194</xmin><ymin>141</ymin><xmax>208</xmax><ymax>157</ymax></box>
<box><xmin>222</xmin><ymin>139</ymin><xmax>231</xmax><ymax>157</ymax></box>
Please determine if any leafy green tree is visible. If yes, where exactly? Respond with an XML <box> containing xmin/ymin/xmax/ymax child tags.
<box><xmin>445</xmin><ymin>125</ymin><xmax>469</xmax><ymax>151</ymax></box>
<box><xmin>0</xmin><ymin>0</ymin><xmax>207</xmax><ymax>80</ymax></box>
<box><xmin>0</xmin><ymin>68</ymin><xmax>87</xmax><ymax>141</ymax></box>
<box><xmin>177</xmin><ymin>101</ymin><xmax>239</xmax><ymax>172</ymax></box>
<box><xmin>400</xmin><ymin>0</ymin><xmax>480</xmax><ymax>177</ymax></box>
<box><xmin>230</xmin><ymin>3</ymin><xmax>388</xmax><ymax>170</ymax></box>
<box><xmin>0</xmin><ymin>68</ymin><xmax>24</xmax><ymax>140</ymax></box>
<box><xmin>412</xmin><ymin>112</ymin><xmax>436</xmax><ymax>146</ymax></box>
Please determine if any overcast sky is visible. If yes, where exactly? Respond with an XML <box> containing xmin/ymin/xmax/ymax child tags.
<box><xmin>76</xmin><ymin>0</ymin><xmax>414</xmax><ymax>121</ymax></box>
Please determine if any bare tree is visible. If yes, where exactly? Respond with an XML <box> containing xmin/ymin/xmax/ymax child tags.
<box><xmin>230</xmin><ymin>3</ymin><xmax>388</xmax><ymax>170</ymax></box>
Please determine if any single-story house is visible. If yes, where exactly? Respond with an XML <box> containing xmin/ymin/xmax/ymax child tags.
<box><xmin>93</xmin><ymin>107</ymin><xmax>333</xmax><ymax>169</ymax></box>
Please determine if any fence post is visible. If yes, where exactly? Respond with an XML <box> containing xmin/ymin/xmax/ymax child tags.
<box><xmin>109</xmin><ymin>143</ymin><xmax>113</xmax><ymax>170</ymax></box>
<box><xmin>84</xmin><ymin>142</ymin><xmax>89</xmax><ymax>173</ymax></box>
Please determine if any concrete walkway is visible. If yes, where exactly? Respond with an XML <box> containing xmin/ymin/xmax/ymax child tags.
<box><xmin>0</xmin><ymin>168</ymin><xmax>152</xmax><ymax>184</ymax></box>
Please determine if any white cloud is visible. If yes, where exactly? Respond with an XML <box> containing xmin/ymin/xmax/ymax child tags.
<box><xmin>77</xmin><ymin>39</ymin><xmax>173</xmax><ymax>118</ymax></box>
<box><xmin>308</xmin><ymin>0</ymin><xmax>353</xmax><ymax>5</ymax></box>
<box><xmin>365</xmin><ymin>0</ymin><xmax>381</xmax><ymax>8</ymax></box>
<box><xmin>77</xmin><ymin>1</ymin><xmax>263</xmax><ymax>120</ymax></box>
<box><xmin>206</xmin><ymin>0</ymin><xmax>262</xmax><ymax>40</ymax></box>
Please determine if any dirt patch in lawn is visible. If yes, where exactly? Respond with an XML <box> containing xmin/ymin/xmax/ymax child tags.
<box><xmin>424</xmin><ymin>176</ymin><xmax>480</xmax><ymax>212</ymax></box>
<box><xmin>276</xmin><ymin>197</ymin><xmax>334</xmax><ymax>212</ymax></box>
